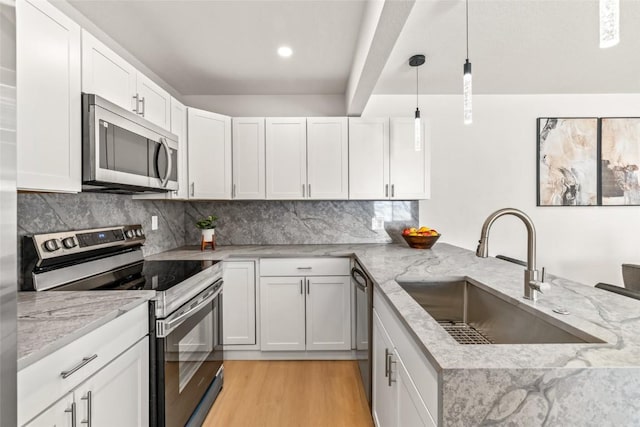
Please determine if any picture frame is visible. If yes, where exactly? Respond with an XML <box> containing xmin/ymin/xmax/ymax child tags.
<box><xmin>537</xmin><ymin>117</ymin><xmax>599</xmax><ymax>206</ymax></box>
<box><xmin>599</xmin><ymin>117</ymin><xmax>640</xmax><ymax>206</ymax></box>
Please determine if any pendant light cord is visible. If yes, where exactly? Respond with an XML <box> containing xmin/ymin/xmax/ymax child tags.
<box><xmin>466</xmin><ymin>0</ymin><xmax>469</xmax><ymax>60</ymax></box>
<box><xmin>416</xmin><ymin>65</ymin><xmax>419</xmax><ymax>108</ymax></box>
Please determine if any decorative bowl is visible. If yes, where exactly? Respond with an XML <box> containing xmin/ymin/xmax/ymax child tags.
<box><xmin>402</xmin><ymin>234</ymin><xmax>441</xmax><ymax>249</ymax></box>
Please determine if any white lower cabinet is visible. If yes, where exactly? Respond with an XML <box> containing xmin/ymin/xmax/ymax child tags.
<box><xmin>19</xmin><ymin>303</ymin><xmax>149</xmax><ymax>427</ymax></box>
<box><xmin>260</xmin><ymin>276</ymin><xmax>306</xmax><ymax>351</ymax></box>
<box><xmin>223</xmin><ymin>261</ymin><xmax>257</xmax><ymax>345</ymax></box>
<box><xmin>74</xmin><ymin>337</ymin><xmax>149</xmax><ymax>427</ymax></box>
<box><xmin>24</xmin><ymin>394</ymin><xmax>75</xmax><ymax>427</ymax></box>
<box><xmin>259</xmin><ymin>258</ymin><xmax>351</xmax><ymax>352</ymax></box>
<box><xmin>373</xmin><ymin>311</ymin><xmax>435</xmax><ymax>427</ymax></box>
<box><xmin>306</xmin><ymin>276</ymin><xmax>351</xmax><ymax>351</ymax></box>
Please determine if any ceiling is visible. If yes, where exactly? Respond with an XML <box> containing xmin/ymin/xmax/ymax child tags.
<box><xmin>69</xmin><ymin>0</ymin><xmax>640</xmax><ymax>98</ymax></box>
<box><xmin>68</xmin><ymin>0</ymin><xmax>366</xmax><ymax>95</ymax></box>
<box><xmin>374</xmin><ymin>0</ymin><xmax>640</xmax><ymax>95</ymax></box>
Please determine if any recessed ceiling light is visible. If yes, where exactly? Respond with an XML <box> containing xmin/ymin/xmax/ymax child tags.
<box><xmin>277</xmin><ymin>46</ymin><xmax>293</xmax><ymax>58</ymax></box>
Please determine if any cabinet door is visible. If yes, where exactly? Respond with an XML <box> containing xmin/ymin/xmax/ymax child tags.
<box><xmin>306</xmin><ymin>117</ymin><xmax>349</xmax><ymax>200</ymax></box>
<box><xmin>232</xmin><ymin>118</ymin><xmax>265</xmax><ymax>199</ymax></box>
<box><xmin>76</xmin><ymin>337</ymin><xmax>149</xmax><ymax>427</ymax></box>
<box><xmin>136</xmin><ymin>72</ymin><xmax>171</xmax><ymax>130</ymax></box>
<box><xmin>81</xmin><ymin>29</ymin><xmax>137</xmax><ymax>112</ymax></box>
<box><xmin>372</xmin><ymin>311</ymin><xmax>397</xmax><ymax>427</ymax></box>
<box><xmin>187</xmin><ymin>108</ymin><xmax>232</xmax><ymax>199</ymax></box>
<box><xmin>306</xmin><ymin>276</ymin><xmax>351</xmax><ymax>351</ymax></box>
<box><xmin>397</xmin><ymin>353</ymin><xmax>436</xmax><ymax>427</ymax></box>
<box><xmin>389</xmin><ymin>118</ymin><xmax>429</xmax><ymax>200</ymax></box>
<box><xmin>17</xmin><ymin>0</ymin><xmax>81</xmax><ymax>192</ymax></box>
<box><xmin>171</xmin><ymin>97</ymin><xmax>189</xmax><ymax>199</ymax></box>
<box><xmin>23</xmin><ymin>393</ymin><xmax>75</xmax><ymax>427</ymax></box>
<box><xmin>223</xmin><ymin>261</ymin><xmax>256</xmax><ymax>345</ymax></box>
<box><xmin>348</xmin><ymin>118</ymin><xmax>389</xmax><ymax>200</ymax></box>
<box><xmin>260</xmin><ymin>276</ymin><xmax>306</xmax><ymax>351</ymax></box>
<box><xmin>265</xmin><ymin>118</ymin><xmax>307</xmax><ymax>199</ymax></box>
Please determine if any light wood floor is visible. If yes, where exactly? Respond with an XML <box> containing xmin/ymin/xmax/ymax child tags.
<box><xmin>203</xmin><ymin>360</ymin><xmax>374</xmax><ymax>427</ymax></box>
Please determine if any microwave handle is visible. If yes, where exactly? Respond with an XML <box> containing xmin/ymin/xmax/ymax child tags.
<box><xmin>159</xmin><ymin>137</ymin><xmax>173</xmax><ymax>187</ymax></box>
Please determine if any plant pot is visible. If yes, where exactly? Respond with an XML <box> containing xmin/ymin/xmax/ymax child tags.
<box><xmin>201</xmin><ymin>228</ymin><xmax>215</xmax><ymax>241</ymax></box>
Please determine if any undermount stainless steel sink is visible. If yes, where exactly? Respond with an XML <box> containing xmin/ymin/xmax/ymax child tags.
<box><xmin>398</xmin><ymin>279</ymin><xmax>604</xmax><ymax>345</ymax></box>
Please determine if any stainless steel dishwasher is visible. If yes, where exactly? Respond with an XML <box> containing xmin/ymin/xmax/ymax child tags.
<box><xmin>351</xmin><ymin>259</ymin><xmax>373</xmax><ymax>407</ymax></box>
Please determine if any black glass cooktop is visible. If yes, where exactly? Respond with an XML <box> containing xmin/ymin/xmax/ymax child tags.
<box><xmin>53</xmin><ymin>259</ymin><xmax>220</xmax><ymax>292</ymax></box>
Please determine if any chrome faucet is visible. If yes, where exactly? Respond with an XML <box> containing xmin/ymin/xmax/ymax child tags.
<box><xmin>476</xmin><ymin>208</ymin><xmax>549</xmax><ymax>301</ymax></box>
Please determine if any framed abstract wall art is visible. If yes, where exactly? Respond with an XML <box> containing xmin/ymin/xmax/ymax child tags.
<box><xmin>599</xmin><ymin>118</ymin><xmax>640</xmax><ymax>206</ymax></box>
<box><xmin>537</xmin><ymin>118</ymin><xmax>599</xmax><ymax>206</ymax></box>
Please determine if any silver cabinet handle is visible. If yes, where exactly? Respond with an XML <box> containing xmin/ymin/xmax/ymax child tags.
<box><xmin>159</xmin><ymin>137</ymin><xmax>172</xmax><ymax>188</ymax></box>
<box><xmin>132</xmin><ymin>94</ymin><xmax>139</xmax><ymax>113</ymax></box>
<box><xmin>81</xmin><ymin>391</ymin><xmax>92</xmax><ymax>427</ymax></box>
<box><xmin>308</xmin><ymin>184</ymin><xmax>311</xmax><ymax>198</ymax></box>
<box><xmin>65</xmin><ymin>402</ymin><xmax>77</xmax><ymax>427</ymax></box>
<box><xmin>300</xmin><ymin>279</ymin><xmax>303</xmax><ymax>294</ymax></box>
<box><xmin>384</xmin><ymin>348</ymin><xmax>390</xmax><ymax>377</ymax></box>
<box><xmin>387</xmin><ymin>352</ymin><xmax>396</xmax><ymax>387</ymax></box>
<box><xmin>191</xmin><ymin>182</ymin><xmax>195</xmax><ymax>197</ymax></box>
<box><xmin>391</xmin><ymin>184</ymin><xmax>395</xmax><ymax>198</ymax></box>
<box><xmin>302</xmin><ymin>183</ymin><xmax>305</xmax><ymax>198</ymax></box>
<box><xmin>233</xmin><ymin>184</ymin><xmax>237</xmax><ymax>198</ymax></box>
<box><xmin>296</xmin><ymin>267</ymin><xmax>312</xmax><ymax>270</ymax></box>
<box><xmin>139</xmin><ymin>96</ymin><xmax>145</xmax><ymax>116</ymax></box>
<box><xmin>61</xmin><ymin>354</ymin><xmax>98</xmax><ymax>379</ymax></box>
<box><xmin>306</xmin><ymin>279</ymin><xmax>310</xmax><ymax>294</ymax></box>
<box><xmin>385</xmin><ymin>184</ymin><xmax>389</xmax><ymax>198</ymax></box>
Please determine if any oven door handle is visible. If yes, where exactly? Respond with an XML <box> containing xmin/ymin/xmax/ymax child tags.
<box><xmin>157</xmin><ymin>280</ymin><xmax>222</xmax><ymax>337</ymax></box>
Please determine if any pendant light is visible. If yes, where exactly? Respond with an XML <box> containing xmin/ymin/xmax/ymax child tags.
<box><xmin>600</xmin><ymin>0</ymin><xmax>620</xmax><ymax>48</ymax></box>
<box><xmin>463</xmin><ymin>0</ymin><xmax>472</xmax><ymax>125</ymax></box>
<box><xmin>409</xmin><ymin>54</ymin><xmax>425</xmax><ymax>152</ymax></box>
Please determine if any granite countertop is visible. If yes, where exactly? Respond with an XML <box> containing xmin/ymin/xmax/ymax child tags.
<box><xmin>17</xmin><ymin>291</ymin><xmax>155</xmax><ymax>370</ymax></box>
<box><xmin>148</xmin><ymin>243</ymin><xmax>640</xmax><ymax>370</ymax></box>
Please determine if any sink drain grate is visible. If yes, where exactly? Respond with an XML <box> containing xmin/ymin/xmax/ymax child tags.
<box><xmin>437</xmin><ymin>321</ymin><xmax>493</xmax><ymax>344</ymax></box>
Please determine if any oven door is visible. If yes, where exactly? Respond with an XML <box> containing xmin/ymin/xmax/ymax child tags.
<box><xmin>156</xmin><ymin>281</ymin><xmax>223</xmax><ymax>427</ymax></box>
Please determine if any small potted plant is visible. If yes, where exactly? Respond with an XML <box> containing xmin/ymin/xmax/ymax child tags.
<box><xmin>196</xmin><ymin>215</ymin><xmax>218</xmax><ymax>242</ymax></box>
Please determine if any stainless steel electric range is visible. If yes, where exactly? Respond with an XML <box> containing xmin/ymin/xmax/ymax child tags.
<box><xmin>21</xmin><ymin>225</ymin><xmax>224</xmax><ymax>427</ymax></box>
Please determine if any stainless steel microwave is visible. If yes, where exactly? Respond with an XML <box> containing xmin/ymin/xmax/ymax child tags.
<box><xmin>82</xmin><ymin>93</ymin><xmax>179</xmax><ymax>193</ymax></box>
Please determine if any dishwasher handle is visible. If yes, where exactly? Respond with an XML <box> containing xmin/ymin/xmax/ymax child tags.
<box><xmin>351</xmin><ymin>267</ymin><xmax>368</xmax><ymax>291</ymax></box>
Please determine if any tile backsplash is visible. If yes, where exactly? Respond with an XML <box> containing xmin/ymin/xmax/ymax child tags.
<box><xmin>18</xmin><ymin>194</ymin><xmax>418</xmax><ymax>253</ymax></box>
<box><xmin>185</xmin><ymin>200</ymin><xmax>418</xmax><ymax>245</ymax></box>
<box><xmin>17</xmin><ymin>193</ymin><xmax>185</xmax><ymax>256</ymax></box>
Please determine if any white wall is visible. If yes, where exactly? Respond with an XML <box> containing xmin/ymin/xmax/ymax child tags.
<box><xmin>364</xmin><ymin>94</ymin><xmax>640</xmax><ymax>286</ymax></box>
<box><xmin>182</xmin><ymin>94</ymin><xmax>345</xmax><ymax>117</ymax></box>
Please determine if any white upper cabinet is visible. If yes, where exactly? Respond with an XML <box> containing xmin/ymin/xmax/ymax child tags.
<box><xmin>348</xmin><ymin>118</ymin><xmax>390</xmax><ymax>200</ymax></box>
<box><xmin>17</xmin><ymin>0</ymin><xmax>82</xmax><ymax>193</ymax></box>
<box><xmin>136</xmin><ymin>72</ymin><xmax>171</xmax><ymax>130</ymax></box>
<box><xmin>187</xmin><ymin>108</ymin><xmax>232</xmax><ymax>199</ymax></box>
<box><xmin>81</xmin><ymin>29</ymin><xmax>137</xmax><ymax>113</ymax></box>
<box><xmin>232</xmin><ymin>118</ymin><xmax>266</xmax><ymax>199</ymax></box>
<box><xmin>81</xmin><ymin>29</ymin><xmax>171</xmax><ymax>130</ymax></box>
<box><xmin>306</xmin><ymin>117</ymin><xmax>349</xmax><ymax>200</ymax></box>
<box><xmin>389</xmin><ymin>118</ymin><xmax>429</xmax><ymax>200</ymax></box>
<box><xmin>171</xmin><ymin>97</ymin><xmax>188</xmax><ymax>199</ymax></box>
<box><xmin>265</xmin><ymin>118</ymin><xmax>307</xmax><ymax>199</ymax></box>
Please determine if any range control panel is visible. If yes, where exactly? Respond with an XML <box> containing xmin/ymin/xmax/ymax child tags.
<box><xmin>32</xmin><ymin>225</ymin><xmax>145</xmax><ymax>260</ymax></box>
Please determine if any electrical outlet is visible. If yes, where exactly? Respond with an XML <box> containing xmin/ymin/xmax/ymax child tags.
<box><xmin>151</xmin><ymin>216</ymin><xmax>158</xmax><ymax>231</ymax></box>
<box><xmin>371</xmin><ymin>216</ymin><xmax>385</xmax><ymax>231</ymax></box>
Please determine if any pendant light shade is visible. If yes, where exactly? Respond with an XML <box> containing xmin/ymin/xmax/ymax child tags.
<box><xmin>409</xmin><ymin>54</ymin><xmax>425</xmax><ymax>152</ymax></box>
<box><xmin>600</xmin><ymin>0</ymin><xmax>620</xmax><ymax>48</ymax></box>
<box><xmin>463</xmin><ymin>0</ymin><xmax>472</xmax><ymax>125</ymax></box>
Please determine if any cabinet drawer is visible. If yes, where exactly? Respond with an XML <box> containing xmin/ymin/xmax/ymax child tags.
<box><xmin>260</xmin><ymin>257</ymin><xmax>350</xmax><ymax>277</ymax></box>
<box><xmin>18</xmin><ymin>302</ymin><xmax>148</xmax><ymax>425</ymax></box>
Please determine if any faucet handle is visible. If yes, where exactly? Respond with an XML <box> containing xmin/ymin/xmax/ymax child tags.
<box><xmin>530</xmin><ymin>279</ymin><xmax>550</xmax><ymax>293</ymax></box>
